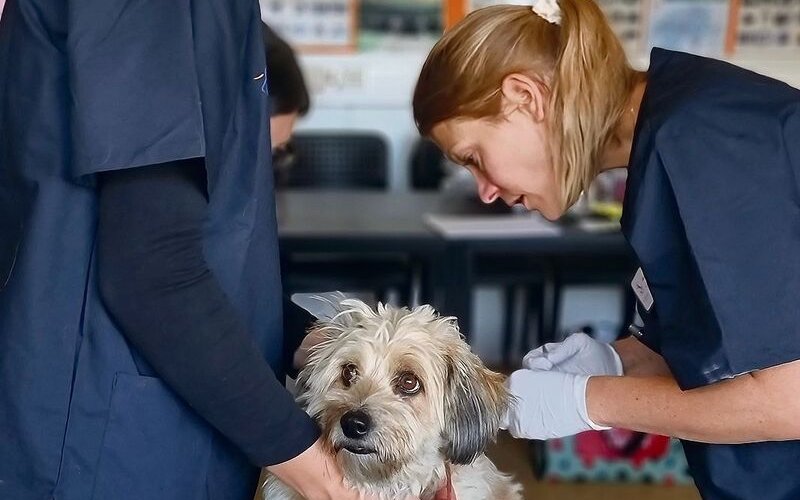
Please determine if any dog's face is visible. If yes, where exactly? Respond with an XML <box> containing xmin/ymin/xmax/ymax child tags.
<box><xmin>296</xmin><ymin>299</ymin><xmax>508</xmax><ymax>486</ymax></box>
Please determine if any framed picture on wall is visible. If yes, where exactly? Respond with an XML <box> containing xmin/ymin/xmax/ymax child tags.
<box><xmin>596</xmin><ymin>0</ymin><xmax>648</xmax><ymax>57</ymax></box>
<box><xmin>260</xmin><ymin>0</ymin><xmax>359</xmax><ymax>54</ymax></box>
<box><xmin>728</xmin><ymin>0</ymin><xmax>800</xmax><ymax>55</ymax></box>
<box><xmin>358</xmin><ymin>0</ymin><xmax>446</xmax><ymax>51</ymax></box>
<box><xmin>642</xmin><ymin>0</ymin><xmax>731</xmax><ymax>58</ymax></box>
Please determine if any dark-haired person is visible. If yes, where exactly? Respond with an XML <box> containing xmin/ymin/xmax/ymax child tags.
<box><xmin>264</xmin><ymin>24</ymin><xmax>310</xmax><ymax>154</ymax></box>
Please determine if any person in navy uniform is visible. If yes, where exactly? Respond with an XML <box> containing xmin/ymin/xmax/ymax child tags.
<box><xmin>0</xmin><ymin>1</ymin><xmax>386</xmax><ymax>498</ymax></box>
<box><xmin>413</xmin><ymin>1</ymin><xmax>800</xmax><ymax>499</ymax></box>
<box><xmin>264</xmin><ymin>23</ymin><xmax>309</xmax><ymax>161</ymax></box>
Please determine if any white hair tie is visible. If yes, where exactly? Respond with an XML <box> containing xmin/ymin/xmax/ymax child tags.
<box><xmin>531</xmin><ymin>0</ymin><xmax>561</xmax><ymax>25</ymax></box>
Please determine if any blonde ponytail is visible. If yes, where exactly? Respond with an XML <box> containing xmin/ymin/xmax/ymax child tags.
<box><xmin>413</xmin><ymin>1</ymin><xmax>639</xmax><ymax>210</ymax></box>
<box><xmin>550</xmin><ymin>0</ymin><xmax>638</xmax><ymax>206</ymax></box>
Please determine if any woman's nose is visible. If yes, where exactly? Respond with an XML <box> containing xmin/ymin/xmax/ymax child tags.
<box><xmin>476</xmin><ymin>176</ymin><xmax>500</xmax><ymax>204</ymax></box>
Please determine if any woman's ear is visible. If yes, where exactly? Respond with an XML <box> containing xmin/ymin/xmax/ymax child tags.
<box><xmin>500</xmin><ymin>73</ymin><xmax>548</xmax><ymax>123</ymax></box>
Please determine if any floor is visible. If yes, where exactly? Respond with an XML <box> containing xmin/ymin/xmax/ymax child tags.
<box><xmin>487</xmin><ymin>432</ymin><xmax>701</xmax><ymax>500</ymax></box>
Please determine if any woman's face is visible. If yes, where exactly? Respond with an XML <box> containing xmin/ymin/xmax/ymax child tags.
<box><xmin>429</xmin><ymin>74</ymin><xmax>564</xmax><ymax>221</ymax></box>
<box><xmin>430</xmin><ymin>110</ymin><xmax>563</xmax><ymax>221</ymax></box>
<box><xmin>270</xmin><ymin>112</ymin><xmax>298</xmax><ymax>152</ymax></box>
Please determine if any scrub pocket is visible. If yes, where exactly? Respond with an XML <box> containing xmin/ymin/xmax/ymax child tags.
<box><xmin>91</xmin><ymin>372</ymin><xmax>213</xmax><ymax>500</ymax></box>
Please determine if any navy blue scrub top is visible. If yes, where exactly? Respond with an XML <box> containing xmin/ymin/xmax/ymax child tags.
<box><xmin>0</xmin><ymin>1</ymin><xmax>310</xmax><ymax>499</ymax></box>
<box><xmin>623</xmin><ymin>48</ymin><xmax>800</xmax><ymax>499</ymax></box>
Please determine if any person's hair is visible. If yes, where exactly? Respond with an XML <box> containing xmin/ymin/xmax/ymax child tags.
<box><xmin>264</xmin><ymin>24</ymin><xmax>310</xmax><ymax>117</ymax></box>
<box><xmin>413</xmin><ymin>0</ymin><xmax>640</xmax><ymax>209</ymax></box>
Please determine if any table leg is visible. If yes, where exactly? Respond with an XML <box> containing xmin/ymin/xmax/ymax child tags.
<box><xmin>441</xmin><ymin>242</ymin><xmax>474</xmax><ymax>341</ymax></box>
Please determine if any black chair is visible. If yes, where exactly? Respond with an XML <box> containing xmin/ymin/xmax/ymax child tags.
<box><xmin>540</xmin><ymin>254</ymin><xmax>638</xmax><ymax>345</ymax></box>
<box><xmin>473</xmin><ymin>256</ymin><xmax>549</xmax><ymax>368</ymax></box>
<box><xmin>409</xmin><ymin>138</ymin><xmax>447</xmax><ymax>190</ymax></box>
<box><xmin>279</xmin><ymin>132</ymin><xmax>388</xmax><ymax>189</ymax></box>
<box><xmin>277</xmin><ymin>132</ymin><xmax>412</xmax><ymax>305</ymax></box>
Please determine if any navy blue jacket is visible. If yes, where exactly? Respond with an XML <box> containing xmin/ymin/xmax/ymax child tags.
<box><xmin>624</xmin><ymin>48</ymin><xmax>800</xmax><ymax>499</ymax></box>
<box><xmin>0</xmin><ymin>1</ymin><xmax>316</xmax><ymax>498</ymax></box>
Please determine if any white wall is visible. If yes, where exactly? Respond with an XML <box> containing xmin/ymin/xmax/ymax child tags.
<box><xmin>296</xmin><ymin>52</ymin><xmax>428</xmax><ymax>191</ymax></box>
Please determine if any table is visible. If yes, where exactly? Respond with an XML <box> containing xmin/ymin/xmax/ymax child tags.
<box><xmin>277</xmin><ymin>189</ymin><xmax>631</xmax><ymax>336</ymax></box>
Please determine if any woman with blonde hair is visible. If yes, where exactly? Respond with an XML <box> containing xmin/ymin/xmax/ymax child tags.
<box><xmin>413</xmin><ymin>1</ymin><xmax>800</xmax><ymax>498</ymax></box>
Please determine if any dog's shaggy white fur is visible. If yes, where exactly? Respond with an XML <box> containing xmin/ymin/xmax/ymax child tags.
<box><xmin>262</xmin><ymin>298</ymin><xmax>522</xmax><ymax>500</ymax></box>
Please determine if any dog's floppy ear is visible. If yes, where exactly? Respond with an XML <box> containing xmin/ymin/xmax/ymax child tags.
<box><xmin>441</xmin><ymin>342</ymin><xmax>509</xmax><ymax>465</ymax></box>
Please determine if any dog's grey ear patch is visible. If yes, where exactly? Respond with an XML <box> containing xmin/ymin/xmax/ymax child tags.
<box><xmin>442</xmin><ymin>365</ymin><xmax>491</xmax><ymax>464</ymax></box>
<box><xmin>441</xmin><ymin>354</ymin><xmax>507</xmax><ymax>465</ymax></box>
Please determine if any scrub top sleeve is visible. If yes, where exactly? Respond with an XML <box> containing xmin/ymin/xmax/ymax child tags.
<box><xmin>67</xmin><ymin>0</ymin><xmax>205</xmax><ymax>179</ymax></box>
<box><xmin>657</xmin><ymin>105</ymin><xmax>800</xmax><ymax>377</ymax></box>
<box><xmin>97</xmin><ymin>162</ymin><xmax>320</xmax><ymax>467</ymax></box>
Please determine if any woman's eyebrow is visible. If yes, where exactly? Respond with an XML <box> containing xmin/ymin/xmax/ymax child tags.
<box><xmin>447</xmin><ymin>144</ymin><xmax>469</xmax><ymax>165</ymax></box>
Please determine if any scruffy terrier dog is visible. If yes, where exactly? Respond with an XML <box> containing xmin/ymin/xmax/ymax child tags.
<box><xmin>263</xmin><ymin>299</ymin><xmax>521</xmax><ymax>500</ymax></box>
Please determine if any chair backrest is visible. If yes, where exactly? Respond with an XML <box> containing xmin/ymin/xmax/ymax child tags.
<box><xmin>409</xmin><ymin>138</ymin><xmax>446</xmax><ymax>190</ymax></box>
<box><xmin>280</xmin><ymin>132</ymin><xmax>389</xmax><ymax>189</ymax></box>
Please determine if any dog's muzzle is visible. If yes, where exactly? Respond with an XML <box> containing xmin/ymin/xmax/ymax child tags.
<box><xmin>339</xmin><ymin>410</ymin><xmax>377</xmax><ymax>455</ymax></box>
<box><xmin>341</xmin><ymin>409</ymin><xmax>371</xmax><ymax>439</ymax></box>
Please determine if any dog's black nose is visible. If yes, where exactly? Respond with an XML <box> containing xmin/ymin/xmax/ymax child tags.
<box><xmin>340</xmin><ymin>410</ymin><xmax>371</xmax><ymax>439</ymax></box>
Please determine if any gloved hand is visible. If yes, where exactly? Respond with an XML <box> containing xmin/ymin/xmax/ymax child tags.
<box><xmin>522</xmin><ymin>332</ymin><xmax>623</xmax><ymax>377</ymax></box>
<box><xmin>502</xmin><ymin>369</ymin><xmax>610</xmax><ymax>440</ymax></box>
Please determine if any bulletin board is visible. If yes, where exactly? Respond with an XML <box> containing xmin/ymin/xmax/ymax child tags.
<box><xmin>642</xmin><ymin>0</ymin><xmax>730</xmax><ymax>57</ymax></box>
<box><xmin>260</xmin><ymin>0</ymin><xmax>359</xmax><ymax>54</ymax></box>
<box><xmin>358</xmin><ymin>0</ymin><xmax>447</xmax><ymax>52</ymax></box>
<box><xmin>262</xmin><ymin>0</ymin><xmax>453</xmax><ymax>53</ymax></box>
<box><xmin>727</xmin><ymin>0</ymin><xmax>800</xmax><ymax>55</ymax></box>
<box><xmin>444</xmin><ymin>0</ymin><xmax>800</xmax><ymax>57</ymax></box>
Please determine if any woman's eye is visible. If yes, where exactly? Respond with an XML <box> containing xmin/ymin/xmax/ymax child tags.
<box><xmin>468</xmin><ymin>156</ymin><xmax>484</xmax><ymax>171</ymax></box>
<box><xmin>341</xmin><ymin>364</ymin><xmax>358</xmax><ymax>387</ymax></box>
<box><xmin>395</xmin><ymin>372</ymin><xmax>422</xmax><ymax>395</ymax></box>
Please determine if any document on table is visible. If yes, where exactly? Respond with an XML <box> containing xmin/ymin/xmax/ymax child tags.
<box><xmin>424</xmin><ymin>213</ymin><xmax>562</xmax><ymax>239</ymax></box>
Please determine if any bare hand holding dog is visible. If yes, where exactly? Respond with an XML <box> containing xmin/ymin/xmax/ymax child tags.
<box><xmin>268</xmin><ymin>439</ymin><xmax>421</xmax><ymax>500</ymax></box>
<box><xmin>293</xmin><ymin>329</ymin><xmax>326</xmax><ymax>371</ymax></box>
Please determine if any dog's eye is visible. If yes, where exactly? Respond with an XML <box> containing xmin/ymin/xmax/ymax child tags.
<box><xmin>341</xmin><ymin>364</ymin><xmax>359</xmax><ymax>387</ymax></box>
<box><xmin>396</xmin><ymin>372</ymin><xmax>422</xmax><ymax>396</ymax></box>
